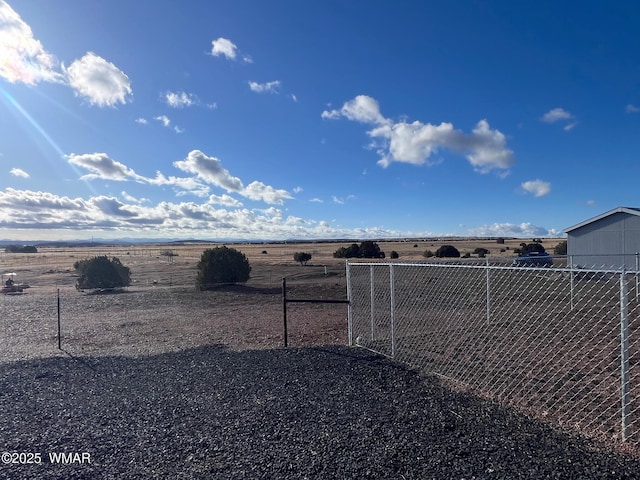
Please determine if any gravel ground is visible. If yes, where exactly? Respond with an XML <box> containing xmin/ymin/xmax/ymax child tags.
<box><xmin>2</xmin><ymin>345</ymin><xmax>640</xmax><ymax>479</ymax></box>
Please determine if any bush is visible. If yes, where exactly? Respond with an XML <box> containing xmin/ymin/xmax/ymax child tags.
<box><xmin>333</xmin><ymin>241</ymin><xmax>385</xmax><ymax>259</ymax></box>
<box><xmin>74</xmin><ymin>256</ymin><xmax>131</xmax><ymax>291</ymax></box>
<box><xmin>390</xmin><ymin>250</ymin><xmax>399</xmax><ymax>259</ymax></box>
<box><xmin>473</xmin><ymin>247</ymin><xmax>490</xmax><ymax>256</ymax></box>
<box><xmin>553</xmin><ymin>240</ymin><xmax>567</xmax><ymax>256</ymax></box>
<box><xmin>359</xmin><ymin>241</ymin><xmax>385</xmax><ymax>259</ymax></box>
<box><xmin>423</xmin><ymin>250</ymin><xmax>434</xmax><ymax>258</ymax></box>
<box><xmin>496</xmin><ymin>237</ymin><xmax>505</xmax><ymax>244</ymax></box>
<box><xmin>5</xmin><ymin>245</ymin><xmax>37</xmax><ymax>253</ymax></box>
<box><xmin>196</xmin><ymin>246</ymin><xmax>251</xmax><ymax>289</ymax></box>
<box><xmin>293</xmin><ymin>252</ymin><xmax>312</xmax><ymax>265</ymax></box>
<box><xmin>333</xmin><ymin>243</ymin><xmax>360</xmax><ymax>258</ymax></box>
<box><xmin>435</xmin><ymin>245</ymin><xmax>460</xmax><ymax>258</ymax></box>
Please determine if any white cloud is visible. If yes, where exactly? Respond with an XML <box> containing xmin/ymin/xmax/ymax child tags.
<box><xmin>121</xmin><ymin>191</ymin><xmax>148</xmax><ymax>204</ymax></box>
<box><xmin>521</xmin><ymin>179</ymin><xmax>551</xmax><ymax>197</ymax></box>
<box><xmin>541</xmin><ymin>108</ymin><xmax>573</xmax><ymax>123</ymax></box>
<box><xmin>165</xmin><ymin>91</ymin><xmax>197</xmax><ymax>108</ymax></box>
<box><xmin>211</xmin><ymin>37</ymin><xmax>241</xmax><ymax>60</ymax></box>
<box><xmin>248</xmin><ymin>80</ymin><xmax>281</xmax><ymax>94</ymax></box>
<box><xmin>154</xmin><ymin>115</ymin><xmax>171</xmax><ymax>127</ymax></box>
<box><xmin>10</xmin><ymin>167</ymin><xmax>29</xmax><ymax>178</ymax></box>
<box><xmin>322</xmin><ymin>95</ymin><xmax>387</xmax><ymax>124</ymax></box>
<box><xmin>0</xmin><ymin>186</ymin><xmax>416</xmax><ymax>239</ymax></box>
<box><xmin>64</xmin><ymin>52</ymin><xmax>132</xmax><ymax>107</ymax></box>
<box><xmin>242</xmin><ymin>181</ymin><xmax>292</xmax><ymax>205</ymax></box>
<box><xmin>293</xmin><ymin>186</ymin><xmax>303</xmax><ymax>194</ymax></box>
<box><xmin>626</xmin><ymin>104</ymin><xmax>640</xmax><ymax>113</ymax></box>
<box><xmin>135</xmin><ymin>117</ymin><xmax>148</xmax><ymax>124</ymax></box>
<box><xmin>468</xmin><ymin>222</ymin><xmax>552</xmax><ymax>238</ymax></box>
<box><xmin>208</xmin><ymin>194</ymin><xmax>242</xmax><ymax>207</ymax></box>
<box><xmin>67</xmin><ymin>153</ymin><xmax>143</xmax><ymax>182</ymax></box>
<box><xmin>324</xmin><ymin>95</ymin><xmax>514</xmax><ymax>173</ymax></box>
<box><xmin>310</xmin><ymin>198</ymin><xmax>323</xmax><ymax>203</ymax></box>
<box><xmin>173</xmin><ymin>150</ymin><xmax>244</xmax><ymax>192</ymax></box>
<box><xmin>0</xmin><ymin>1</ymin><xmax>64</xmax><ymax>84</ymax></box>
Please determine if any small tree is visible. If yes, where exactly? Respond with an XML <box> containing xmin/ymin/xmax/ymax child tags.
<box><xmin>196</xmin><ymin>246</ymin><xmax>251</xmax><ymax>289</ymax></box>
<box><xmin>554</xmin><ymin>240</ymin><xmax>567</xmax><ymax>256</ymax></box>
<box><xmin>435</xmin><ymin>245</ymin><xmax>460</xmax><ymax>258</ymax></box>
<box><xmin>496</xmin><ymin>237</ymin><xmax>505</xmax><ymax>244</ymax></box>
<box><xmin>359</xmin><ymin>241</ymin><xmax>385</xmax><ymax>259</ymax></box>
<box><xmin>390</xmin><ymin>250</ymin><xmax>399</xmax><ymax>259</ymax></box>
<box><xmin>293</xmin><ymin>252</ymin><xmax>312</xmax><ymax>265</ymax></box>
<box><xmin>333</xmin><ymin>243</ymin><xmax>360</xmax><ymax>259</ymax></box>
<box><xmin>423</xmin><ymin>250</ymin><xmax>434</xmax><ymax>258</ymax></box>
<box><xmin>74</xmin><ymin>256</ymin><xmax>131</xmax><ymax>291</ymax></box>
<box><xmin>473</xmin><ymin>247</ymin><xmax>490</xmax><ymax>256</ymax></box>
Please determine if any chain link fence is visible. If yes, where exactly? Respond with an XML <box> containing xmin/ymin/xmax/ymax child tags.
<box><xmin>347</xmin><ymin>257</ymin><xmax>639</xmax><ymax>450</ymax></box>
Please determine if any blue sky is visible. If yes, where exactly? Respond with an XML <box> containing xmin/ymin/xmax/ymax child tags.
<box><xmin>1</xmin><ymin>0</ymin><xmax>640</xmax><ymax>241</ymax></box>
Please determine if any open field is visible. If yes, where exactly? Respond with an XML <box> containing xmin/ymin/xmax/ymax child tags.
<box><xmin>1</xmin><ymin>237</ymin><xmax>564</xmax><ymax>293</ymax></box>
<box><xmin>8</xmin><ymin>238</ymin><xmax>639</xmax><ymax>478</ymax></box>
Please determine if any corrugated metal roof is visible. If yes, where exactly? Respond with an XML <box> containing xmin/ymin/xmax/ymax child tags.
<box><xmin>565</xmin><ymin>207</ymin><xmax>640</xmax><ymax>233</ymax></box>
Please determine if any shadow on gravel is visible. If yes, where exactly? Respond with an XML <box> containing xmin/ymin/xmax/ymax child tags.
<box><xmin>1</xmin><ymin>345</ymin><xmax>639</xmax><ymax>479</ymax></box>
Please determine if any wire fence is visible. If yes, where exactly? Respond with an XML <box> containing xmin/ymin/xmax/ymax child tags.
<box><xmin>346</xmin><ymin>257</ymin><xmax>639</xmax><ymax>450</ymax></box>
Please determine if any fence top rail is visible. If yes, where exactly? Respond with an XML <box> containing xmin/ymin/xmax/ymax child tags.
<box><xmin>346</xmin><ymin>260</ymin><xmax>640</xmax><ymax>275</ymax></box>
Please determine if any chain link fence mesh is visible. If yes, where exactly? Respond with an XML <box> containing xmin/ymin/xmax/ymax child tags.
<box><xmin>347</xmin><ymin>258</ymin><xmax>639</xmax><ymax>450</ymax></box>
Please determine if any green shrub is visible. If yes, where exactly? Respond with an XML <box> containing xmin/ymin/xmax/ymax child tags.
<box><xmin>473</xmin><ymin>247</ymin><xmax>490</xmax><ymax>256</ymax></box>
<box><xmin>196</xmin><ymin>246</ymin><xmax>251</xmax><ymax>289</ymax></box>
<box><xmin>5</xmin><ymin>245</ymin><xmax>37</xmax><ymax>253</ymax></box>
<box><xmin>435</xmin><ymin>245</ymin><xmax>460</xmax><ymax>258</ymax></box>
<box><xmin>390</xmin><ymin>250</ymin><xmax>399</xmax><ymax>259</ymax></box>
<box><xmin>333</xmin><ymin>241</ymin><xmax>385</xmax><ymax>259</ymax></box>
<box><xmin>423</xmin><ymin>250</ymin><xmax>434</xmax><ymax>258</ymax></box>
<box><xmin>293</xmin><ymin>252</ymin><xmax>312</xmax><ymax>265</ymax></box>
<box><xmin>74</xmin><ymin>256</ymin><xmax>131</xmax><ymax>290</ymax></box>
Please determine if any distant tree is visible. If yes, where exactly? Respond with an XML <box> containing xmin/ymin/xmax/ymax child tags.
<box><xmin>359</xmin><ymin>241</ymin><xmax>385</xmax><ymax>259</ymax></box>
<box><xmin>293</xmin><ymin>252</ymin><xmax>312</xmax><ymax>265</ymax></box>
<box><xmin>532</xmin><ymin>238</ymin><xmax>543</xmax><ymax>243</ymax></box>
<box><xmin>390</xmin><ymin>250</ymin><xmax>399</xmax><ymax>259</ymax></box>
<box><xmin>333</xmin><ymin>241</ymin><xmax>385</xmax><ymax>259</ymax></box>
<box><xmin>5</xmin><ymin>245</ymin><xmax>37</xmax><ymax>253</ymax></box>
<box><xmin>196</xmin><ymin>246</ymin><xmax>251</xmax><ymax>289</ymax></box>
<box><xmin>435</xmin><ymin>245</ymin><xmax>460</xmax><ymax>258</ymax></box>
<box><xmin>74</xmin><ymin>256</ymin><xmax>131</xmax><ymax>291</ymax></box>
<box><xmin>496</xmin><ymin>237</ymin><xmax>505</xmax><ymax>244</ymax></box>
<box><xmin>473</xmin><ymin>247</ymin><xmax>490</xmax><ymax>256</ymax></box>
<box><xmin>423</xmin><ymin>250</ymin><xmax>434</xmax><ymax>258</ymax></box>
<box><xmin>553</xmin><ymin>240</ymin><xmax>567</xmax><ymax>256</ymax></box>
<box><xmin>333</xmin><ymin>243</ymin><xmax>360</xmax><ymax>259</ymax></box>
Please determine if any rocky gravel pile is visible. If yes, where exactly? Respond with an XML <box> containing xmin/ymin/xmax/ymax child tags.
<box><xmin>1</xmin><ymin>345</ymin><xmax>640</xmax><ymax>479</ymax></box>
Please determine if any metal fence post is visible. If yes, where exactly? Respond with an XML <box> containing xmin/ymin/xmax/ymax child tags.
<box><xmin>633</xmin><ymin>252</ymin><xmax>640</xmax><ymax>300</ymax></box>
<box><xmin>569</xmin><ymin>255</ymin><xmax>575</xmax><ymax>310</ymax></box>
<box><xmin>620</xmin><ymin>270</ymin><xmax>631</xmax><ymax>442</ymax></box>
<box><xmin>346</xmin><ymin>261</ymin><xmax>353</xmax><ymax>346</ymax></box>
<box><xmin>370</xmin><ymin>265</ymin><xmax>375</xmax><ymax>341</ymax></box>
<box><xmin>390</xmin><ymin>264</ymin><xmax>396</xmax><ymax>358</ymax></box>
<box><xmin>485</xmin><ymin>257</ymin><xmax>491</xmax><ymax>324</ymax></box>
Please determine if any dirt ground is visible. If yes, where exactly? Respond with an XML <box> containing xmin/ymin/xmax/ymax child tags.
<box><xmin>0</xmin><ymin>237</ymin><xmax>564</xmax><ymax>361</ymax></box>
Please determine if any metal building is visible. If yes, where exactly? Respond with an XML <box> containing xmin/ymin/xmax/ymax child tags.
<box><xmin>565</xmin><ymin>206</ymin><xmax>640</xmax><ymax>270</ymax></box>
